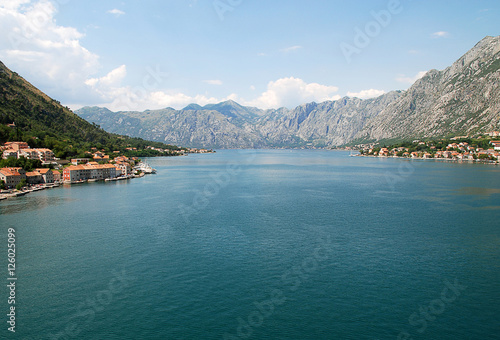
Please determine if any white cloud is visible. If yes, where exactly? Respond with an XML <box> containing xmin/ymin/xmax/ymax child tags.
<box><xmin>245</xmin><ymin>77</ymin><xmax>340</xmax><ymax>109</ymax></box>
<box><xmin>346</xmin><ymin>89</ymin><xmax>386</xmax><ymax>99</ymax></box>
<box><xmin>0</xmin><ymin>0</ymin><xmax>100</xmax><ymax>102</ymax></box>
<box><xmin>149</xmin><ymin>92</ymin><xmax>220</xmax><ymax>109</ymax></box>
<box><xmin>85</xmin><ymin>65</ymin><xmax>127</xmax><ymax>87</ymax></box>
<box><xmin>93</xmin><ymin>77</ymin><xmax>341</xmax><ymax>112</ymax></box>
<box><xmin>103</xmin><ymin>90</ymin><xmax>237</xmax><ymax>112</ymax></box>
<box><xmin>203</xmin><ymin>79</ymin><xmax>223</xmax><ymax>85</ymax></box>
<box><xmin>431</xmin><ymin>31</ymin><xmax>450</xmax><ymax>38</ymax></box>
<box><xmin>396</xmin><ymin>71</ymin><xmax>428</xmax><ymax>84</ymax></box>
<box><xmin>281</xmin><ymin>45</ymin><xmax>303</xmax><ymax>53</ymax></box>
<box><xmin>0</xmin><ymin>1</ymin><xmax>401</xmax><ymax>113</ymax></box>
<box><xmin>0</xmin><ymin>0</ymin><xmax>30</xmax><ymax>10</ymax></box>
<box><xmin>107</xmin><ymin>8</ymin><xmax>125</xmax><ymax>16</ymax></box>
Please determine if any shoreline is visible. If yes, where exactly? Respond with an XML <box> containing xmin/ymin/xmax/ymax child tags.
<box><xmin>0</xmin><ymin>172</ymin><xmax>153</xmax><ymax>201</ymax></box>
<box><xmin>353</xmin><ymin>154</ymin><xmax>499</xmax><ymax>165</ymax></box>
<box><xmin>0</xmin><ymin>183</ymin><xmax>61</xmax><ymax>200</ymax></box>
<box><xmin>3</xmin><ymin>152</ymin><xmax>498</xmax><ymax>201</ymax></box>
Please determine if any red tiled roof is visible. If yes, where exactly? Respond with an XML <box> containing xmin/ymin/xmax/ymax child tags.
<box><xmin>26</xmin><ymin>171</ymin><xmax>42</xmax><ymax>177</ymax></box>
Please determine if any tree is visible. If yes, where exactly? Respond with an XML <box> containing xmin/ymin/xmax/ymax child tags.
<box><xmin>16</xmin><ymin>179</ymin><xmax>27</xmax><ymax>191</ymax></box>
<box><xmin>478</xmin><ymin>154</ymin><xmax>493</xmax><ymax>160</ymax></box>
<box><xmin>0</xmin><ymin>180</ymin><xmax>5</xmax><ymax>190</ymax></box>
<box><xmin>0</xmin><ymin>157</ymin><xmax>41</xmax><ymax>171</ymax></box>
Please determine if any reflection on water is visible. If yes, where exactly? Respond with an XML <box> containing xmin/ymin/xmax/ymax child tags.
<box><xmin>0</xmin><ymin>180</ymin><xmax>134</xmax><ymax>216</ymax></box>
<box><xmin>0</xmin><ymin>191</ymin><xmax>68</xmax><ymax>215</ymax></box>
<box><xmin>475</xmin><ymin>205</ymin><xmax>500</xmax><ymax>210</ymax></box>
<box><xmin>0</xmin><ymin>151</ymin><xmax>499</xmax><ymax>339</ymax></box>
<box><xmin>454</xmin><ymin>187</ymin><xmax>500</xmax><ymax>199</ymax></box>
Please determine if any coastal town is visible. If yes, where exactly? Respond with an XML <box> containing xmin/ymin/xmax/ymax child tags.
<box><xmin>2</xmin><ymin>131</ymin><xmax>499</xmax><ymax>200</ymax></box>
<box><xmin>355</xmin><ymin>132</ymin><xmax>500</xmax><ymax>163</ymax></box>
<box><xmin>0</xmin><ymin>141</ymin><xmax>213</xmax><ymax>200</ymax></box>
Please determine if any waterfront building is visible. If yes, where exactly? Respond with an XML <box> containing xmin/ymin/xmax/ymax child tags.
<box><xmin>26</xmin><ymin>171</ymin><xmax>44</xmax><ymax>185</ymax></box>
<box><xmin>35</xmin><ymin>168</ymin><xmax>55</xmax><ymax>184</ymax></box>
<box><xmin>0</xmin><ymin>167</ymin><xmax>26</xmax><ymax>188</ymax></box>
<box><xmin>63</xmin><ymin>164</ymin><xmax>117</xmax><ymax>182</ymax></box>
<box><xmin>52</xmin><ymin>170</ymin><xmax>62</xmax><ymax>182</ymax></box>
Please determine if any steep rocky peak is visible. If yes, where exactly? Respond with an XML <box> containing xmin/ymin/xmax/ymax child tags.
<box><xmin>445</xmin><ymin>35</ymin><xmax>500</xmax><ymax>76</ymax></box>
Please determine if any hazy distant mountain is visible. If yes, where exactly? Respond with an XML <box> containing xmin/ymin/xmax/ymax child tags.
<box><xmin>77</xmin><ymin>93</ymin><xmax>404</xmax><ymax>148</ymax></box>
<box><xmin>77</xmin><ymin>36</ymin><xmax>500</xmax><ymax>148</ymax></box>
<box><xmin>77</xmin><ymin>104</ymin><xmax>265</xmax><ymax>149</ymax></box>
<box><xmin>0</xmin><ymin>61</ymin><xmax>178</xmax><ymax>156</ymax></box>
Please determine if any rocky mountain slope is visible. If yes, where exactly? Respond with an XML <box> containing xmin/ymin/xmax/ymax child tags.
<box><xmin>0</xmin><ymin>61</ymin><xmax>180</xmax><ymax>157</ymax></box>
<box><xmin>355</xmin><ymin>35</ymin><xmax>500</xmax><ymax>142</ymax></box>
<box><xmin>77</xmin><ymin>102</ymin><xmax>266</xmax><ymax>149</ymax></box>
<box><xmin>77</xmin><ymin>36</ymin><xmax>500</xmax><ymax>148</ymax></box>
<box><xmin>255</xmin><ymin>91</ymin><xmax>403</xmax><ymax>147</ymax></box>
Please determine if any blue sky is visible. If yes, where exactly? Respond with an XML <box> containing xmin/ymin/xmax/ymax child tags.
<box><xmin>0</xmin><ymin>0</ymin><xmax>499</xmax><ymax>111</ymax></box>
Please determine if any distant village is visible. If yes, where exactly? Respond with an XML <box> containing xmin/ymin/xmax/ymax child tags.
<box><xmin>356</xmin><ymin>132</ymin><xmax>500</xmax><ymax>163</ymax></box>
<box><xmin>0</xmin><ymin>141</ymin><xmax>213</xmax><ymax>198</ymax></box>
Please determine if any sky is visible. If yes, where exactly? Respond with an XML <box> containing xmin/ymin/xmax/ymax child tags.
<box><xmin>0</xmin><ymin>0</ymin><xmax>499</xmax><ymax>112</ymax></box>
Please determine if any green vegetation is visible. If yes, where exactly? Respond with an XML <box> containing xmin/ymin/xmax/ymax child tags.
<box><xmin>0</xmin><ymin>61</ymin><xmax>184</xmax><ymax>159</ymax></box>
<box><xmin>385</xmin><ymin>137</ymin><xmax>493</xmax><ymax>154</ymax></box>
<box><xmin>478</xmin><ymin>153</ymin><xmax>496</xmax><ymax>160</ymax></box>
<box><xmin>15</xmin><ymin>178</ymin><xmax>26</xmax><ymax>191</ymax></box>
<box><xmin>0</xmin><ymin>157</ymin><xmax>42</xmax><ymax>171</ymax></box>
<box><xmin>360</xmin><ymin>135</ymin><xmax>498</xmax><ymax>162</ymax></box>
<box><xmin>477</xmin><ymin>58</ymin><xmax>500</xmax><ymax>79</ymax></box>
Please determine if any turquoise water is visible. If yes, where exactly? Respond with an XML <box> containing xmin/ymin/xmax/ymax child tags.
<box><xmin>1</xmin><ymin>150</ymin><xmax>499</xmax><ymax>339</ymax></box>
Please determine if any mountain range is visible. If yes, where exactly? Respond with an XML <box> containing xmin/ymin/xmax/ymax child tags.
<box><xmin>0</xmin><ymin>60</ymin><xmax>181</xmax><ymax>159</ymax></box>
<box><xmin>76</xmin><ymin>35</ymin><xmax>499</xmax><ymax>149</ymax></box>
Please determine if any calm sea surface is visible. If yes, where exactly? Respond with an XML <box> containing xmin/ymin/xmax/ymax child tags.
<box><xmin>1</xmin><ymin>150</ymin><xmax>499</xmax><ymax>339</ymax></box>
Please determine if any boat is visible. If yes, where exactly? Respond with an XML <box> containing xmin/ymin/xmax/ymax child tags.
<box><xmin>135</xmin><ymin>162</ymin><xmax>157</xmax><ymax>174</ymax></box>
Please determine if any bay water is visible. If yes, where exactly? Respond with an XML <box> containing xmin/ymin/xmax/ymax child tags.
<box><xmin>1</xmin><ymin>150</ymin><xmax>499</xmax><ymax>339</ymax></box>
